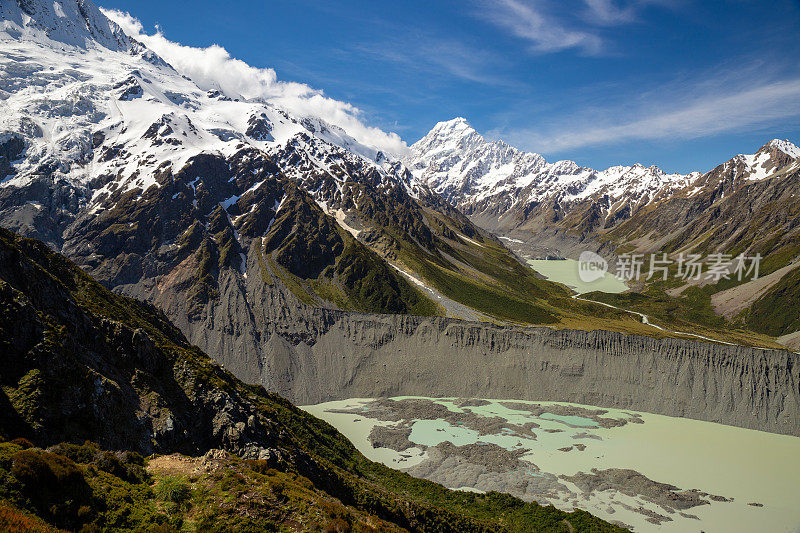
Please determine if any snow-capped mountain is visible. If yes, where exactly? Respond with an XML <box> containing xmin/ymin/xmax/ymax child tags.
<box><xmin>405</xmin><ymin>118</ymin><xmax>800</xmax><ymax>241</ymax></box>
<box><xmin>406</xmin><ymin>119</ymin><xmax>800</xmax><ymax>341</ymax></box>
<box><xmin>2</xmin><ymin>0</ymin><xmax>582</xmax><ymax>349</ymax></box>
<box><xmin>404</xmin><ymin>118</ymin><xmax>697</xmax><ymax>220</ymax></box>
<box><xmin>0</xmin><ymin>0</ymin><xmax>463</xmax><ymax>273</ymax></box>
<box><xmin>0</xmin><ymin>0</ymin><xmax>423</xmax><ymax>282</ymax></box>
<box><xmin>0</xmin><ymin>0</ymin><xmax>418</xmax><ymax>212</ymax></box>
<box><xmin>0</xmin><ymin>0</ymin><xmax>130</xmax><ymax>49</ymax></box>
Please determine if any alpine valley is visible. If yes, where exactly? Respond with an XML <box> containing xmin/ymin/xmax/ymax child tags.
<box><xmin>405</xmin><ymin>118</ymin><xmax>800</xmax><ymax>346</ymax></box>
<box><xmin>0</xmin><ymin>1</ymin><xmax>798</xmax><ymax>532</ymax></box>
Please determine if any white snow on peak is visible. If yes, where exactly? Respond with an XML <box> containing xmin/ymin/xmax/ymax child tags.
<box><xmin>430</xmin><ymin>117</ymin><xmax>473</xmax><ymax>135</ymax></box>
<box><xmin>728</xmin><ymin>139</ymin><xmax>800</xmax><ymax>182</ymax></box>
<box><xmin>406</xmin><ymin>118</ymin><xmax>799</xmax><ymax>214</ymax></box>
<box><xmin>768</xmin><ymin>139</ymin><xmax>800</xmax><ymax>160</ymax></box>
<box><xmin>404</xmin><ymin>117</ymin><xmax>691</xmax><ymax>211</ymax></box>
<box><xmin>0</xmin><ymin>0</ymin><xmax>130</xmax><ymax>50</ymax></box>
<box><xmin>0</xmin><ymin>1</ymin><xmax>422</xmax><ymax>214</ymax></box>
<box><xmin>738</xmin><ymin>151</ymin><xmax>774</xmax><ymax>182</ymax></box>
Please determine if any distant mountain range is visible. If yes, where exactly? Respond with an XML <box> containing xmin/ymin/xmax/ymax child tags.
<box><xmin>406</xmin><ymin>117</ymin><xmax>798</xmax><ymax>249</ymax></box>
<box><xmin>1</xmin><ymin>0</ymin><xmax>798</xmax><ymax>355</ymax></box>
<box><xmin>405</xmin><ymin>117</ymin><xmax>696</xmax><ymax>224</ymax></box>
<box><xmin>406</xmin><ymin>118</ymin><xmax>800</xmax><ymax>343</ymax></box>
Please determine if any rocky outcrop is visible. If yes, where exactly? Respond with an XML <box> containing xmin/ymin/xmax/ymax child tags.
<box><xmin>0</xmin><ymin>228</ymin><xmax>284</xmax><ymax>458</ymax></box>
<box><xmin>0</xmin><ymin>135</ymin><xmax>25</xmax><ymax>179</ymax></box>
<box><xmin>125</xmin><ymin>242</ymin><xmax>800</xmax><ymax>437</ymax></box>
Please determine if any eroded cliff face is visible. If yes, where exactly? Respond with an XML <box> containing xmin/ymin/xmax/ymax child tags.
<box><xmin>120</xmin><ymin>241</ymin><xmax>800</xmax><ymax>437</ymax></box>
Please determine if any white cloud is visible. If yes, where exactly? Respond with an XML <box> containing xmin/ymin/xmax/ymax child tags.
<box><xmin>583</xmin><ymin>0</ymin><xmax>638</xmax><ymax>25</ymax></box>
<box><xmin>582</xmin><ymin>0</ymin><xmax>675</xmax><ymax>25</ymax></box>
<box><xmin>476</xmin><ymin>0</ymin><xmax>671</xmax><ymax>54</ymax></box>
<box><xmin>101</xmin><ymin>9</ymin><xmax>408</xmax><ymax>157</ymax></box>
<box><xmin>480</xmin><ymin>0</ymin><xmax>603</xmax><ymax>54</ymax></box>
<box><xmin>496</xmin><ymin>77</ymin><xmax>800</xmax><ymax>153</ymax></box>
<box><xmin>353</xmin><ymin>37</ymin><xmax>515</xmax><ymax>87</ymax></box>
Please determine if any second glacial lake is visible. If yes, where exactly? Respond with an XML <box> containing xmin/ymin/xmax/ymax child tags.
<box><xmin>527</xmin><ymin>258</ymin><xmax>628</xmax><ymax>294</ymax></box>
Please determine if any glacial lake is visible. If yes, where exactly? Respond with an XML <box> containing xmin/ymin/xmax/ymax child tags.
<box><xmin>527</xmin><ymin>258</ymin><xmax>628</xmax><ymax>294</ymax></box>
<box><xmin>303</xmin><ymin>397</ymin><xmax>800</xmax><ymax>533</ymax></box>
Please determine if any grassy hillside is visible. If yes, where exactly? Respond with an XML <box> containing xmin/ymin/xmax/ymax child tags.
<box><xmin>745</xmin><ymin>265</ymin><xmax>800</xmax><ymax>337</ymax></box>
<box><xmin>260</xmin><ymin>186</ymin><xmax>441</xmax><ymax>316</ymax></box>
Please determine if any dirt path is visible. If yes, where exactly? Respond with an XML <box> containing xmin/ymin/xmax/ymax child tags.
<box><xmin>147</xmin><ymin>454</ymin><xmax>205</xmax><ymax>475</ymax></box>
<box><xmin>573</xmin><ymin>294</ymin><xmax>735</xmax><ymax>346</ymax></box>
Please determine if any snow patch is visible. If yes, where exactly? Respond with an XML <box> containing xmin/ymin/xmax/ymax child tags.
<box><xmin>220</xmin><ymin>194</ymin><xmax>239</xmax><ymax>210</ymax></box>
<box><xmin>456</xmin><ymin>233</ymin><xmax>483</xmax><ymax>247</ymax></box>
<box><xmin>52</xmin><ymin>2</ymin><xmax>66</xmax><ymax>19</ymax></box>
<box><xmin>390</xmin><ymin>264</ymin><xmax>438</xmax><ymax>296</ymax></box>
<box><xmin>769</xmin><ymin>139</ymin><xmax>800</xmax><ymax>159</ymax></box>
<box><xmin>316</xmin><ymin>199</ymin><xmax>362</xmax><ymax>239</ymax></box>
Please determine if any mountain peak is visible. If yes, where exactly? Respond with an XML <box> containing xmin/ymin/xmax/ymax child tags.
<box><xmin>408</xmin><ymin>117</ymin><xmax>484</xmax><ymax>160</ymax></box>
<box><xmin>429</xmin><ymin>117</ymin><xmax>477</xmax><ymax>137</ymax></box>
<box><xmin>0</xmin><ymin>0</ymin><xmax>130</xmax><ymax>50</ymax></box>
<box><xmin>766</xmin><ymin>138</ymin><xmax>800</xmax><ymax>159</ymax></box>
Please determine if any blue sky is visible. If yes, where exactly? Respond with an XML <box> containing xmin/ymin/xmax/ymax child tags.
<box><xmin>99</xmin><ymin>0</ymin><xmax>800</xmax><ymax>173</ymax></box>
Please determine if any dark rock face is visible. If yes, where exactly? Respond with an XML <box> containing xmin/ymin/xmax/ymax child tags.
<box><xmin>0</xmin><ymin>135</ymin><xmax>25</xmax><ymax>179</ymax></box>
<box><xmin>0</xmin><ymin>228</ymin><xmax>283</xmax><ymax>458</ymax></box>
<box><xmin>263</xmin><ymin>187</ymin><xmax>343</xmax><ymax>278</ymax></box>
<box><xmin>0</xmin><ymin>175</ymin><xmax>83</xmax><ymax>248</ymax></box>
<box><xmin>246</xmin><ymin>113</ymin><xmax>273</xmax><ymax>141</ymax></box>
<box><xmin>0</xmin><ymin>144</ymin><xmax>436</xmax><ymax>318</ymax></box>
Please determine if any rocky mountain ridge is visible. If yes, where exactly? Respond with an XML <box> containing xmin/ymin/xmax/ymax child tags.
<box><xmin>164</xmin><ymin>274</ymin><xmax>800</xmax><ymax>437</ymax></box>
<box><xmin>405</xmin><ymin>117</ymin><xmax>799</xmax><ymax>238</ymax></box>
<box><xmin>406</xmin><ymin>118</ymin><xmax>800</xmax><ymax>341</ymax></box>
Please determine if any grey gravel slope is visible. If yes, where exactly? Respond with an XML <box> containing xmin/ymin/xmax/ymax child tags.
<box><xmin>121</xmin><ymin>245</ymin><xmax>800</xmax><ymax>437</ymax></box>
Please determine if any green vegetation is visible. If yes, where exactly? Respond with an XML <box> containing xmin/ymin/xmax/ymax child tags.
<box><xmin>385</xmin><ymin>212</ymin><xmax>642</xmax><ymax>328</ymax></box>
<box><xmin>333</xmin><ymin>235</ymin><xmax>441</xmax><ymax>315</ymax></box>
<box><xmin>746</xmin><ymin>266</ymin><xmax>800</xmax><ymax>336</ymax></box>
<box><xmin>188</xmin><ymin>238</ymin><xmax>221</xmax><ymax>318</ymax></box>
<box><xmin>586</xmin><ymin>288</ymin><xmax>725</xmax><ymax>331</ymax></box>
<box><xmin>0</xmin><ymin>441</ymin><xmax>158</xmax><ymax>531</ymax></box>
<box><xmin>265</xmin><ymin>251</ymin><xmax>317</xmax><ymax>306</ymax></box>
<box><xmin>0</xmin><ymin>440</ymin><xmax>384</xmax><ymax>532</ymax></box>
<box><xmin>261</xmin><ymin>187</ymin><xmax>441</xmax><ymax>315</ymax></box>
<box><xmin>0</xmin><ymin>227</ymin><xmax>626</xmax><ymax>531</ymax></box>
<box><xmin>154</xmin><ymin>476</ymin><xmax>191</xmax><ymax>508</ymax></box>
<box><xmin>595</xmin><ymin>166</ymin><xmax>800</xmax><ymax>340</ymax></box>
<box><xmin>409</xmin><ymin>252</ymin><xmax>557</xmax><ymax>323</ymax></box>
<box><xmin>582</xmin><ymin>266</ymin><xmax>787</xmax><ymax>348</ymax></box>
<box><xmin>0</xmin><ymin>438</ymin><xmax>622</xmax><ymax>533</ymax></box>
